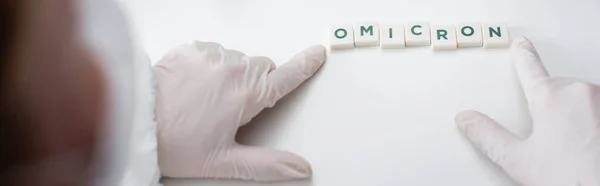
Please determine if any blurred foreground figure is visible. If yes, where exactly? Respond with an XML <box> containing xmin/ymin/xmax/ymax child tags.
<box><xmin>0</xmin><ymin>0</ymin><xmax>325</xmax><ymax>186</ymax></box>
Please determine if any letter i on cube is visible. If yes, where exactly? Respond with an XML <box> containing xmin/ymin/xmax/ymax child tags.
<box><xmin>380</xmin><ymin>24</ymin><xmax>406</xmax><ymax>49</ymax></box>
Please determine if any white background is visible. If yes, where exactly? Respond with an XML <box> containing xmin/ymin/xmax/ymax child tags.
<box><xmin>121</xmin><ymin>0</ymin><xmax>600</xmax><ymax>185</ymax></box>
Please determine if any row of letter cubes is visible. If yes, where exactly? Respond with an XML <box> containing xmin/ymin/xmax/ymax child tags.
<box><xmin>330</xmin><ymin>22</ymin><xmax>509</xmax><ymax>50</ymax></box>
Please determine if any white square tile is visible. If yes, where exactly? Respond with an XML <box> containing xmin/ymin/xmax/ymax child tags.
<box><xmin>329</xmin><ymin>25</ymin><xmax>355</xmax><ymax>50</ymax></box>
<box><xmin>456</xmin><ymin>23</ymin><xmax>482</xmax><ymax>47</ymax></box>
<box><xmin>380</xmin><ymin>24</ymin><xmax>406</xmax><ymax>49</ymax></box>
<box><xmin>405</xmin><ymin>22</ymin><xmax>431</xmax><ymax>46</ymax></box>
<box><xmin>353</xmin><ymin>22</ymin><xmax>380</xmax><ymax>47</ymax></box>
<box><xmin>431</xmin><ymin>26</ymin><xmax>457</xmax><ymax>50</ymax></box>
<box><xmin>482</xmin><ymin>23</ymin><xmax>509</xmax><ymax>48</ymax></box>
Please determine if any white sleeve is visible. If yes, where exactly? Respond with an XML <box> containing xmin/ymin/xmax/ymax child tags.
<box><xmin>119</xmin><ymin>46</ymin><xmax>162</xmax><ymax>186</ymax></box>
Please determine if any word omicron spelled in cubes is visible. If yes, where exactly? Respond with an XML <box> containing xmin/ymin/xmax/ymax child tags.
<box><xmin>330</xmin><ymin>22</ymin><xmax>509</xmax><ymax>51</ymax></box>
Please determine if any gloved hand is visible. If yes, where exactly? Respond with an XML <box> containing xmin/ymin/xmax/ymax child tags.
<box><xmin>456</xmin><ymin>37</ymin><xmax>600</xmax><ymax>186</ymax></box>
<box><xmin>153</xmin><ymin>41</ymin><xmax>326</xmax><ymax>181</ymax></box>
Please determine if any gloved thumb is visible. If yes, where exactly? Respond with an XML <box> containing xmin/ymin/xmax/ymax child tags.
<box><xmin>203</xmin><ymin>145</ymin><xmax>312</xmax><ymax>181</ymax></box>
<box><xmin>455</xmin><ymin>110</ymin><xmax>523</xmax><ymax>169</ymax></box>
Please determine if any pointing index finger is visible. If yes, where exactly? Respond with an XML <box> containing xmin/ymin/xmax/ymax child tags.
<box><xmin>262</xmin><ymin>45</ymin><xmax>326</xmax><ymax>107</ymax></box>
<box><xmin>510</xmin><ymin>37</ymin><xmax>550</xmax><ymax>100</ymax></box>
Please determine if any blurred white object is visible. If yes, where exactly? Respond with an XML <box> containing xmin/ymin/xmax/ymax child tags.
<box><xmin>154</xmin><ymin>41</ymin><xmax>326</xmax><ymax>181</ymax></box>
<box><xmin>79</xmin><ymin>0</ymin><xmax>160</xmax><ymax>186</ymax></box>
<box><xmin>456</xmin><ymin>37</ymin><xmax>600</xmax><ymax>186</ymax></box>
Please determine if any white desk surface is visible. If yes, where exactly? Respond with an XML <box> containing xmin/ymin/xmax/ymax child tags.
<box><xmin>122</xmin><ymin>0</ymin><xmax>600</xmax><ymax>185</ymax></box>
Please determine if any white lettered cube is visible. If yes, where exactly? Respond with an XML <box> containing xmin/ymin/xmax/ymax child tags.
<box><xmin>456</xmin><ymin>23</ymin><xmax>483</xmax><ymax>47</ymax></box>
<box><xmin>431</xmin><ymin>25</ymin><xmax>457</xmax><ymax>50</ymax></box>
<box><xmin>482</xmin><ymin>23</ymin><xmax>509</xmax><ymax>48</ymax></box>
<box><xmin>405</xmin><ymin>22</ymin><xmax>431</xmax><ymax>46</ymax></box>
<box><xmin>329</xmin><ymin>24</ymin><xmax>355</xmax><ymax>50</ymax></box>
<box><xmin>353</xmin><ymin>22</ymin><xmax>380</xmax><ymax>47</ymax></box>
<box><xmin>380</xmin><ymin>24</ymin><xmax>406</xmax><ymax>49</ymax></box>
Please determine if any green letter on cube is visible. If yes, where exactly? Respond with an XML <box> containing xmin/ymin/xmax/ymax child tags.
<box><xmin>411</xmin><ymin>25</ymin><xmax>422</xmax><ymax>35</ymax></box>
<box><xmin>361</xmin><ymin>25</ymin><xmax>374</xmax><ymax>36</ymax></box>
<box><xmin>461</xmin><ymin>26</ymin><xmax>474</xmax><ymax>36</ymax></box>
<box><xmin>437</xmin><ymin>29</ymin><xmax>448</xmax><ymax>40</ymax></box>
<box><xmin>489</xmin><ymin>27</ymin><xmax>502</xmax><ymax>37</ymax></box>
<box><xmin>335</xmin><ymin>28</ymin><xmax>347</xmax><ymax>39</ymax></box>
<box><xmin>388</xmin><ymin>28</ymin><xmax>393</xmax><ymax>38</ymax></box>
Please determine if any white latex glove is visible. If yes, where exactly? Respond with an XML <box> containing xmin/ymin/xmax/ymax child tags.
<box><xmin>153</xmin><ymin>41</ymin><xmax>326</xmax><ymax>181</ymax></box>
<box><xmin>456</xmin><ymin>37</ymin><xmax>600</xmax><ymax>186</ymax></box>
